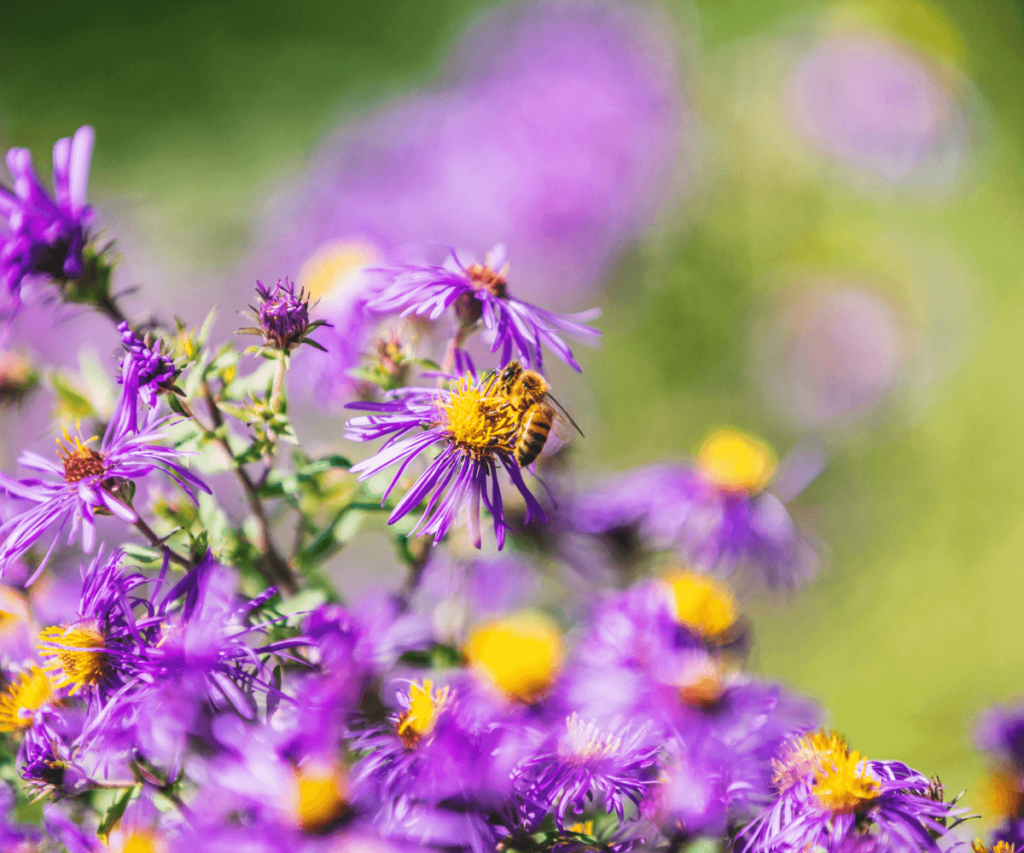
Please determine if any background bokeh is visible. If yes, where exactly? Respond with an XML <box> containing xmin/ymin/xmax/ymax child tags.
<box><xmin>3</xmin><ymin>0</ymin><xmax>1024</xmax><ymax>821</ymax></box>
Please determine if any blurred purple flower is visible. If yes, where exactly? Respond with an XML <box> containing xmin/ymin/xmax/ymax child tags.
<box><xmin>789</xmin><ymin>34</ymin><xmax>965</xmax><ymax>186</ymax></box>
<box><xmin>257</xmin><ymin>0</ymin><xmax>684</xmax><ymax>403</ymax></box>
<box><xmin>569</xmin><ymin>429</ymin><xmax>822</xmax><ymax>590</ymax></box>
<box><xmin>756</xmin><ymin>286</ymin><xmax>907</xmax><ymax>429</ymax></box>
<box><xmin>513</xmin><ymin>712</ymin><xmax>660</xmax><ymax>830</ymax></box>
<box><xmin>0</xmin><ymin>126</ymin><xmax>94</xmax><ymax>313</ymax></box>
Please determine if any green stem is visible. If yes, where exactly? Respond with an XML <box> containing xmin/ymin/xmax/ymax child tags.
<box><xmin>270</xmin><ymin>350</ymin><xmax>288</xmax><ymax>412</ymax></box>
<box><xmin>131</xmin><ymin>515</ymin><xmax>191</xmax><ymax>568</ymax></box>
<box><xmin>202</xmin><ymin>380</ymin><xmax>298</xmax><ymax>594</ymax></box>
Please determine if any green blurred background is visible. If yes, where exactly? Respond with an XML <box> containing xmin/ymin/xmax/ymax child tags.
<box><xmin>3</xmin><ymin>0</ymin><xmax>1024</xmax><ymax>821</ymax></box>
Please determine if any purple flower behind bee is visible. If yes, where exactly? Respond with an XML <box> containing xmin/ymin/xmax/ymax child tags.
<box><xmin>0</xmin><ymin>126</ymin><xmax>95</xmax><ymax>313</ymax></box>
<box><xmin>368</xmin><ymin>245</ymin><xmax>600</xmax><ymax>373</ymax></box>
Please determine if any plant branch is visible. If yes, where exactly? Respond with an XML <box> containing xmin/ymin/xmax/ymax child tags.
<box><xmin>131</xmin><ymin>516</ymin><xmax>191</xmax><ymax>568</ymax></box>
<box><xmin>202</xmin><ymin>380</ymin><xmax>298</xmax><ymax>594</ymax></box>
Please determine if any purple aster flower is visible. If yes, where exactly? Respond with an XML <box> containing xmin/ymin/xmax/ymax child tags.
<box><xmin>254</xmin><ymin>2</ymin><xmax>683</xmax><ymax>307</ymax></box>
<box><xmin>0</xmin><ymin>126</ymin><xmax>94</xmax><ymax>312</ymax></box>
<box><xmin>117</xmin><ymin>321</ymin><xmax>178</xmax><ymax>411</ymax></box>
<box><xmin>740</xmin><ymin>730</ymin><xmax>966</xmax><ymax>853</ymax></box>
<box><xmin>368</xmin><ymin>245</ymin><xmax>600</xmax><ymax>373</ymax></box>
<box><xmin>351</xmin><ymin>674</ymin><xmax>526</xmax><ymax>853</ymax></box>
<box><xmin>974</xmin><ymin>703</ymin><xmax>1024</xmax><ymax>850</ymax></box>
<box><xmin>570</xmin><ymin>429</ymin><xmax>821</xmax><ymax>589</ymax></box>
<box><xmin>512</xmin><ymin>713</ymin><xmax>660</xmax><ymax>831</ymax></box>
<box><xmin>0</xmin><ymin>389</ymin><xmax>209</xmax><ymax>582</ymax></box>
<box><xmin>345</xmin><ymin>373</ymin><xmax>547</xmax><ymax>549</ymax></box>
<box><xmin>239</xmin><ymin>277</ymin><xmax>332</xmax><ymax>354</ymax></box>
<box><xmin>0</xmin><ymin>780</ymin><xmax>42</xmax><ymax>850</ymax></box>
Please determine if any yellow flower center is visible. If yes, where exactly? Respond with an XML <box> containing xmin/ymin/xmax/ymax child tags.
<box><xmin>566</xmin><ymin>821</ymin><xmax>594</xmax><ymax>836</ymax></box>
<box><xmin>973</xmin><ymin>842</ymin><xmax>1019</xmax><ymax>853</ymax></box>
<box><xmin>0</xmin><ymin>584</ymin><xmax>30</xmax><ymax>635</ymax></box>
<box><xmin>0</xmin><ymin>667</ymin><xmax>55</xmax><ymax>732</ymax></box>
<box><xmin>298</xmin><ymin>240</ymin><xmax>378</xmax><ymax>302</ymax></box>
<box><xmin>397</xmin><ymin>679</ymin><xmax>449</xmax><ymax>747</ymax></box>
<box><xmin>467</xmin><ymin>263</ymin><xmax>509</xmax><ymax>298</ymax></box>
<box><xmin>56</xmin><ymin>424</ymin><xmax>105</xmax><ymax>483</ymax></box>
<box><xmin>38</xmin><ymin>622</ymin><xmax>109</xmax><ymax>695</ymax></box>
<box><xmin>663</xmin><ymin>571</ymin><xmax>738</xmax><ymax>640</ymax></box>
<box><xmin>697</xmin><ymin>428</ymin><xmax>776</xmax><ymax>494</ymax></box>
<box><xmin>774</xmin><ymin>730</ymin><xmax>881</xmax><ymax>814</ymax></box>
<box><xmin>464</xmin><ymin>611</ymin><xmax>563</xmax><ymax>703</ymax></box>
<box><xmin>293</xmin><ymin>764</ymin><xmax>348</xmax><ymax>832</ymax></box>
<box><xmin>118</xmin><ymin>831</ymin><xmax>165</xmax><ymax>853</ymax></box>
<box><xmin>440</xmin><ymin>375</ymin><xmax>519</xmax><ymax>458</ymax></box>
<box><xmin>983</xmin><ymin>769</ymin><xmax>1024</xmax><ymax>819</ymax></box>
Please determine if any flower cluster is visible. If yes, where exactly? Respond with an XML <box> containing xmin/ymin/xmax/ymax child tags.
<box><xmin>0</xmin><ymin>102</ymin><xmax>977</xmax><ymax>853</ymax></box>
<box><xmin>0</xmin><ymin>126</ymin><xmax>94</xmax><ymax>313</ymax></box>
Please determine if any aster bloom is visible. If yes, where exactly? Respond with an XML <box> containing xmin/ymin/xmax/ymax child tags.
<box><xmin>117</xmin><ymin>322</ymin><xmax>178</xmax><ymax>411</ymax></box>
<box><xmin>367</xmin><ymin>246</ymin><xmax>600</xmax><ymax>373</ymax></box>
<box><xmin>0</xmin><ymin>666</ymin><xmax>56</xmax><ymax>732</ymax></box>
<box><xmin>0</xmin><ymin>390</ymin><xmax>209</xmax><ymax>582</ymax></box>
<box><xmin>740</xmin><ymin>730</ymin><xmax>965</xmax><ymax>853</ymax></box>
<box><xmin>463</xmin><ymin>610</ymin><xmax>563</xmax><ymax>704</ymax></box>
<box><xmin>351</xmin><ymin>676</ymin><xmax>519</xmax><ymax>852</ymax></box>
<box><xmin>345</xmin><ymin>372</ymin><xmax>547</xmax><ymax>549</ymax></box>
<box><xmin>570</xmin><ymin>428</ymin><xmax>820</xmax><ymax>589</ymax></box>
<box><xmin>974</xmin><ymin>703</ymin><xmax>1024</xmax><ymax>849</ymax></box>
<box><xmin>513</xmin><ymin>713</ymin><xmax>660</xmax><ymax>830</ymax></box>
<box><xmin>239</xmin><ymin>277</ymin><xmax>332</xmax><ymax>354</ymax></box>
<box><xmin>0</xmin><ymin>126</ymin><xmax>95</xmax><ymax>312</ymax></box>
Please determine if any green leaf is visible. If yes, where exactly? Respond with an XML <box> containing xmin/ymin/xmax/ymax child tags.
<box><xmin>97</xmin><ymin>785</ymin><xmax>137</xmax><ymax>843</ymax></box>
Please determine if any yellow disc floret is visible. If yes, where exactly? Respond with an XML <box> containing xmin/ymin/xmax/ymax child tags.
<box><xmin>663</xmin><ymin>570</ymin><xmax>738</xmax><ymax>640</ymax></box>
<box><xmin>697</xmin><ymin>428</ymin><xmax>777</xmax><ymax>495</ymax></box>
<box><xmin>56</xmin><ymin>423</ymin><xmax>105</xmax><ymax>484</ymax></box>
<box><xmin>298</xmin><ymin>239</ymin><xmax>378</xmax><ymax>302</ymax></box>
<box><xmin>38</xmin><ymin>621</ymin><xmax>109</xmax><ymax>694</ymax></box>
<box><xmin>397</xmin><ymin>679</ymin><xmax>450</xmax><ymax>747</ymax></box>
<box><xmin>0</xmin><ymin>667</ymin><xmax>55</xmax><ymax>732</ymax></box>
<box><xmin>117</xmin><ymin>831</ymin><xmax>165</xmax><ymax>853</ymax></box>
<box><xmin>774</xmin><ymin>730</ymin><xmax>881</xmax><ymax>814</ymax></box>
<box><xmin>464</xmin><ymin>611</ymin><xmax>563</xmax><ymax>703</ymax></box>
<box><xmin>440</xmin><ymin>375</ymin><xmax>520</xmax><ymax>459</ymax></box>
<box><xmin>983</xmin><ymin>768</ymin><xmax>1024</xmax><ymax>819</ymax></box>
<box><xmin>293</xmin><ymin>763</ymin><xmax>348</xmax><ymax>832</ymax></box>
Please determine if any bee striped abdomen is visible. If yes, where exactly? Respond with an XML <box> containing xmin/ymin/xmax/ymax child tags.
<box><xmin>515</xmin><ymin>404</ymin><xmax>554</xmax><ymax>467</ymax></box>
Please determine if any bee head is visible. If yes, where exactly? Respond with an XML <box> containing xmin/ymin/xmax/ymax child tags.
<box><xmin>499</xmin><ymin>361</ymin><xmax>523</xmax><ymax>388</ymax></box>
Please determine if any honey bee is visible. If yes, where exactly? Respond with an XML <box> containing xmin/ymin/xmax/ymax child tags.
<box><xmin>493</xmin><ymin>361</ymin><xmax>583</xmax><ymax>467</ymax></box>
